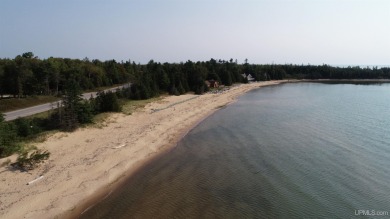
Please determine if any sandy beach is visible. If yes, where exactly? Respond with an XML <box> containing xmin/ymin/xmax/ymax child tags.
<box><xmin>0</xmin><ymin>81</ymin><xmax>286</xmax><ymax>219</ymax></box>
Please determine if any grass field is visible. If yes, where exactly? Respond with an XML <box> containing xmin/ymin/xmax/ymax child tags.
<box><xmin>0</xmin><ymin>96</ymin><xmax>59</xmax><ymax>113</ymax></box>
<box><xmin>0</xmin><ymin>83</ymin><xmax>130</xmax><ymax>113</ymax></box>
<box><xmin>121</xmin><ymin>96</ymin><xmax>163</xmax><ymax>115</ymax></box>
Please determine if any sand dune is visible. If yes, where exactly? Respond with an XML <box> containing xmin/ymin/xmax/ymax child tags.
<box><xmin>0</xmin><ymin>81</ymin><xmax>286</xmax><ymax>219</ymax></box>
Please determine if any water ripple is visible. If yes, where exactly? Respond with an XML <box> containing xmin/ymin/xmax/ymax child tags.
<box><xmin>80</xmin><ymin>83</ymin><xmax>390</xmax><ymax>219</ymax></box>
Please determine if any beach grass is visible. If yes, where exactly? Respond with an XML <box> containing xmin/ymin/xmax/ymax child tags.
<box><xmin>121</xmin><ymin>97</ymin><xmax>163</xmax><ymax>115</ymax></box>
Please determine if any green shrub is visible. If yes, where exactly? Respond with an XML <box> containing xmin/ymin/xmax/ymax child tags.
<box><xmin>95</xmin><ymin>91</ymin><xmax>121</xmax><ymax>112</ymax></box>
<box><xmin>0</xmin><ymin>121</ymin><xmax>20</xmax><ymax>157</ymax></box>
<box><xmin>14</xmin><ymin>118</ymin><xmax>31</xmax><ymax>137</ymax></box>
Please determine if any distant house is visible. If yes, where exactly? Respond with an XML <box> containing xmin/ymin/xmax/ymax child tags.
<box><xmin>241</xmin><ymin>73</ymin><xmax>255</xmax><ymax>82</ymax></box>
<box><xmin>247</xmin><ymin>74</ymin><xmax>255</xmax><ymax>81</ymax></box>
<box><xmin>205</xmin><ymin>80</ymin><xmax>219</xmax><ymax>88</ymax></box>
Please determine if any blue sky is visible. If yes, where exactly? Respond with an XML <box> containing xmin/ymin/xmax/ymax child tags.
<box><xmin>1</xmin><ymin>0</ymin><xmax>389</xmax><ymax>65</ymax></box>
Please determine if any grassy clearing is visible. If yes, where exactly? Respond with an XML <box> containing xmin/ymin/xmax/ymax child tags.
<box><xmin>0</xmin><ymin>83</ymin><xmax>129</xmax><ymax>113</ymax></box>
<box><xmin>90</xmin><ymin>112</ymin><xmax>114</xmax><ymax>129</ymax></box>
<box><xmin>121</xmin><ymin>97</ymin><xmax>162</xmax><ymax>115</ymax></box>
<box><xmin>0</xmin><ymin>96</ymin><xmax>59</xmax><ymax>113</ymax></box>
<box><xmin>24</xmin><ymin>109</ymin><xmax>53</xmax><ymax>120</ymax></box>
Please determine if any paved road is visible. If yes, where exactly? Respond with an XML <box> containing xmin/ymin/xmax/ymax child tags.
<box><xmin>4</xmin><ymin>83</ymin><xmax>131</xmax><ymax>121</ymax></box>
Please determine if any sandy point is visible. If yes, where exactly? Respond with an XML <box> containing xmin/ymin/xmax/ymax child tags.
<box><xmin>0</xmin><ymin>80</ymin><xmax>288</xmax><ymax>219</ymax></box>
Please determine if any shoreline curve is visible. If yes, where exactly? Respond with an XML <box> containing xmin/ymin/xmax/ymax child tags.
<box><xmin>0</xmin><ymin>80</ymin><xmax>288</xmax><ymax>219</ymax></box>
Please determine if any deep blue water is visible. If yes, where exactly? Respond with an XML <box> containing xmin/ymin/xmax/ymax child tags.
<box><xmin>80</xmin><ymin>82</ymin><xmax>390</xmax><ymax>219</ymax></box>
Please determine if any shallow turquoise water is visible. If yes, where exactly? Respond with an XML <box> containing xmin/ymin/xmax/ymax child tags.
<box><xmin>80</xmin><ymin>82</ymin><xmax>390</xmax><ymax>219</ymax></box>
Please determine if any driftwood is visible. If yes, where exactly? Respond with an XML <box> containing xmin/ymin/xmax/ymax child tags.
<box><xmin>27</xmin><ymin>175</ymin><xmax>44</xmax><ymax>185</ymax></box>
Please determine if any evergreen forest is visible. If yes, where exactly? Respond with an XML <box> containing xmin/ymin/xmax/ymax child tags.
<box><xmin>1</xmin><ymin>52</ymin><xmax>390</xmax><ymax>158</ymax></box>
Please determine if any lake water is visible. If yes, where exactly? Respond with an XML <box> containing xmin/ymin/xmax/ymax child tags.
<box><xmin>80</xmin><ymin>82</ymin><xmax>390</xmax><ymax>219</ymax></box>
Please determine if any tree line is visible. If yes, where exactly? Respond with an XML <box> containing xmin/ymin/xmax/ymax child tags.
<box><xmin>1</xmin><ymin>52</ymin><xmax>390</xmax><ymax>158</ymax></box>
<box><xmin>1</xmin><ymin>53</ymin><xmax>390</xmax><ymax>99</ymax></box>
<box><xmin>0</xmin><ymin>53</ymin><xmax>248</xmax><ymax>99</ymax></box>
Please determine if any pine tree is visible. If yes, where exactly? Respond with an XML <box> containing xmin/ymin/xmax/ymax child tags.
<box><xmin>95</xmin><ymin>91</ymin><xmax>121</xmax><ymax>112</ymax></box>
<box><xmin>60</xmin><ymin>80</ymin><xmax>82</xmax><ymax>131</ymax></box>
